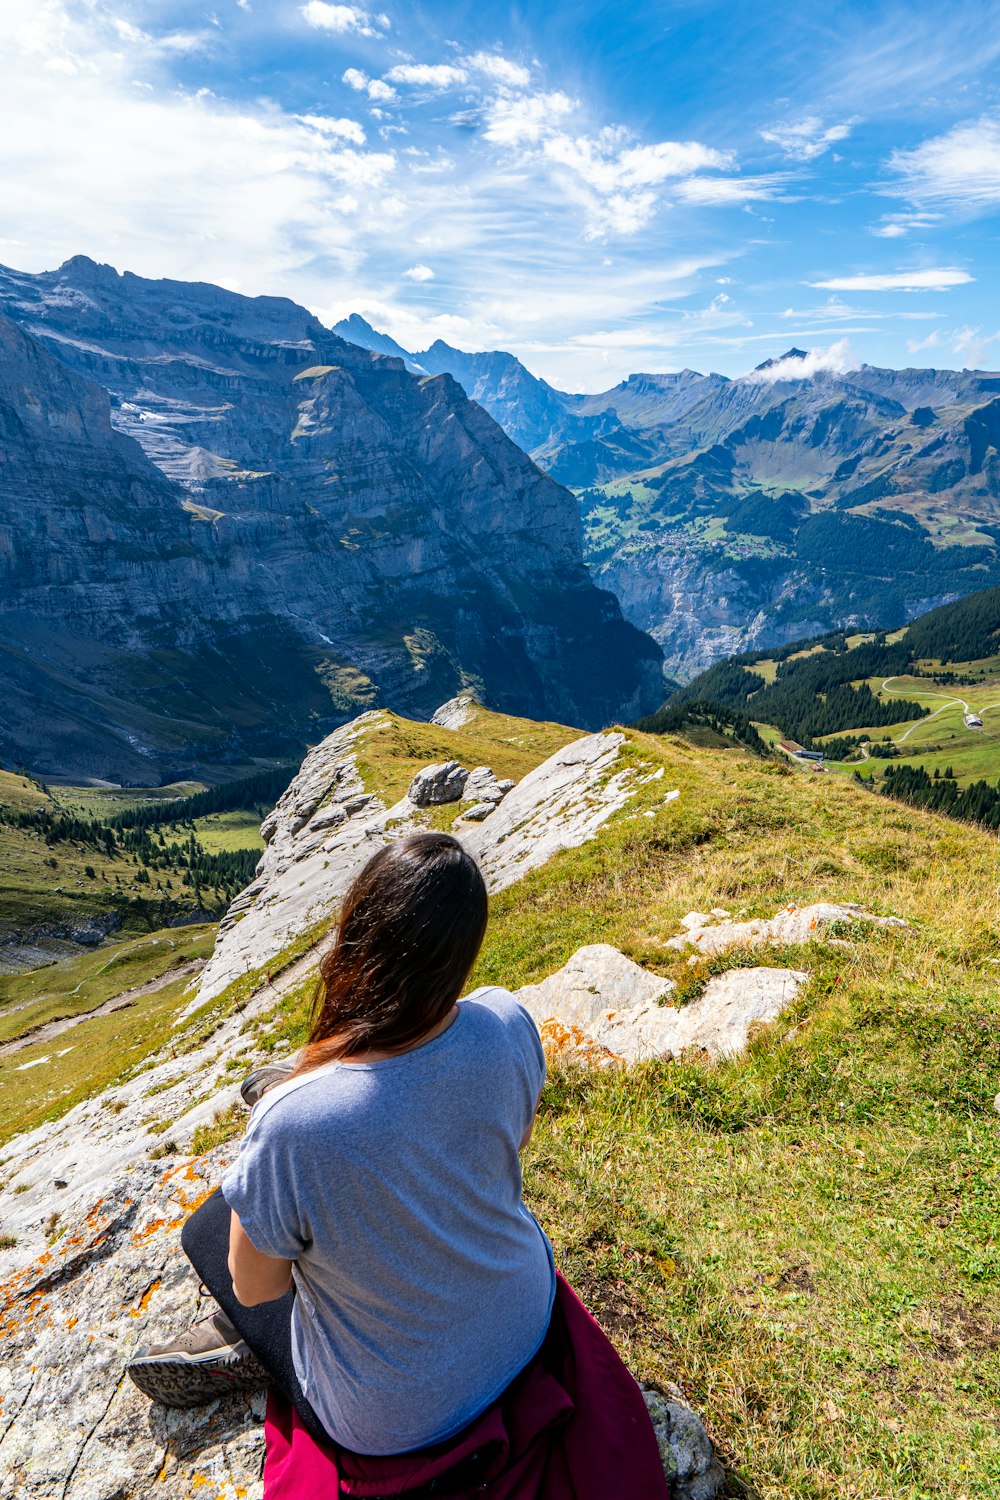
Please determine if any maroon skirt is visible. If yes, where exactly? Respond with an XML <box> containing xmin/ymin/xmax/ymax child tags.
<box><xmin>263</xmin><ymin>1273</ymin><xmax>669</xmax><ymax>1499</ymax></box>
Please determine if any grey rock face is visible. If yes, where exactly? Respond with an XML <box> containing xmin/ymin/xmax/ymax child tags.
<box><xmin>407</xmin><ymin>760</ymin><xmax>470</xmax><ymax>806</ymax></box>
<box><xmin>462</xmin><ymin>766</ymin><xmax>515</xmax><ymax>805</ymax></box>
<box><xmin>429</xmin><ymin>695</ymin><xmax>478</xmax><ymax>729</ymax></box>
<box><xmin>457</xmin><ymin>801</ymin><xmax>495</xmax><ymax>822</ymax></box>
<box><xmin>336</xmin><ymin>315</ymin><xmax>1000</xmax><ymax>683</ymax></box>
<box><xmin>0</xmin><ymin>258</ymin><xmax>664</xmax><ymax>780</ymax></box>
<box><xmin>515</xmin><ymin>944</ymin><xmax>807</xmax><ymax>1064</ymax></box>
<box><xmin>667</xmin><ymin>901</ymin><xmax>906</xmax><ymax>957</ymax></box>
<box><xmin>643</xmin><ymin>1388</ymin><xmax>726</xmax><ymax>1500</ymax></box>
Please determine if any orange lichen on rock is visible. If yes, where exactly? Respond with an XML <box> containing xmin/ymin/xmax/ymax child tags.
<box><xmin>130</xmin><ymin>1279</ymin><xmax>161</xmax><ymax>1317</ymax></box>
<box><xmin>538</xmin><ymin>1016</ymin><xmax>619</xmax><ymax>1066</ymax></box>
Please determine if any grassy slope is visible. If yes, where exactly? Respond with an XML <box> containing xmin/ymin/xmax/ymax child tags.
<box><xmin>0</xmin><ymin>924</ymin><xmax>218</xmax><ymax>1044</ymax></box>
<box><xmin>5</xmin><ymin>709</ymin><xmax>999</xmax><ymax>1496</ymax></box>
<box><xmin>0</xmin><ymin>779</ymin><xmax>267</xmax><ymax>947</ymax></box>
<box><xmin>195</xmin><ymin>716</ymin><xmax>999</xmax><ymax>1499</ymax></box>
<box><xmin>745</xmin><ymin>647</ymin><xmax>1000</xmax><ymax>789</ymax></box>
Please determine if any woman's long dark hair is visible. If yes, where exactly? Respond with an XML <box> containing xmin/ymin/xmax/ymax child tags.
<box><xmin>294</xmin><ymin>832</ymin><xmax>488</xmax><ymax>1072</ymax></box>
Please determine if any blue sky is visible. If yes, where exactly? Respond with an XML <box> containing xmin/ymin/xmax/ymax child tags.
<box><xmin>2</xmin><ymin>1</ymin><xmax>1000</xmax><ymax>388</ymax></box>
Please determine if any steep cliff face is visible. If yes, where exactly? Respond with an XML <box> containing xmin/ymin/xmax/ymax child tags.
<box><xmin>335</xmin><ymin>322</ymin><xmax>1000</xmax><ymax>677</ymax></box>
<box><xmin>0</xmin><ymin>260</ymin><xmax>663</xmax><ymax>780</ymax></box>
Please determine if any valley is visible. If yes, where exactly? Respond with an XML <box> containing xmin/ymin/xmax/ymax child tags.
<box><xmin>337</xmin><ymin>318</ymin><xmax>1000</xmax><ymax>677</ymax></box>
<box><xmin>3</xmin><ymin>261</ymin><xmax>1000</xmax><ymax>1500</ymax></box>
<box><xmin>667</xmin><ymin>585</ymin><xmax>1000</xmax><ymax>830</ymax></box>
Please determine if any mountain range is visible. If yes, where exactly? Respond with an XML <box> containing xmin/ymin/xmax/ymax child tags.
<box><xmin>335</xmin><ymin>317</ymin><xmax>1000</xmax><ymax>677</ymax></box>
<box><xmin>0</xmin><ymin>258</ymin><xmax>663</xmax><ymax>782</ymax></box>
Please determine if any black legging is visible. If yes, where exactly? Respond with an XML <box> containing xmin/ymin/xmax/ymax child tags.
<box><xmin>181</xmin><ymin>1187</ymin><xmax>330</xmax><ymax>1443</ymax></box>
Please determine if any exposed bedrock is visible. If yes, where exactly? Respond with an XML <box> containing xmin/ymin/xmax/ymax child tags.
<box><xmin>0</xmin><ymin>258</ymin><xmax>663</xmax><ymax>781</ymax></box>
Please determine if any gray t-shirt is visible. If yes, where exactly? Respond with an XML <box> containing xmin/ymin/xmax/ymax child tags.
<box><xmin>221</xmin><ymin>986</ymin><xmax>555</xmax><ymax>1455</ymax></box>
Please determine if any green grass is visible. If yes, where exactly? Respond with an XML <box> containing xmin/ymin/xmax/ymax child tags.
<box><xmin>6</xmin><ymin>701</ymin><xmax>1000</xmax><ymax>1495</ymax></box>
<box><xmin>0</xmin><ymin>771</ymin><xmax>51</xmax><ymax>813</ymax></box>
<box><xmin>0</xmin><ymin>968</ymin><xmax>203</xmax><ymax>1146</ymax></box>
<box><xmin>350</xmin><ymin>705</ymin><xmax>580</xmax><ymax>808</ymax></box>
<box><xmin>0</xmin><ymin>819</ymin><xmax>177</xmax><ymax>946</ymax></box>
<box><xmin>0</xmin><ymin>924</ymin><xmax>217</xmax><ymax>1045</ymax></box>
<box><xmin>176</xmin><ymin>718</ymin><xmax>1000</xmax><ymax>1498</ymax></box>
<box><xmin>187</xmin><ymin>810</ymin><xmax>265</xmax><ymax>854</ymax></box>
<box><xmin>49</xmin><ymin>780</ymin><xmax>207</xmax><ymax>819</ymax></box>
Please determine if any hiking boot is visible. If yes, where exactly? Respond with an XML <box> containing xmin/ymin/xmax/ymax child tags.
<box><xmin>127</xmin><ymin>1306</ymin><xmax>268</xmax><ymax>1409</ymax></box>
<box><xmin>239</xmin><ymin>1059</ymin><xmax>296</xmax><ymax>1108</ymax></box>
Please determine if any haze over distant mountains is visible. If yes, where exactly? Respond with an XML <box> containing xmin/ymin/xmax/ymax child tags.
<box><xmin>336</xmin><ymin>316</ymin><xmax>1000</xmax><ymax>676</ymax></box>
<box><xmin>0</xmin><ymin>258</ymin><xmax>662</xmax><ymax>782</ymax></box>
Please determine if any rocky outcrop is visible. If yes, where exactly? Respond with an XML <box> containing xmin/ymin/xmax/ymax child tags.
<box><xmin>665</xmin><ymin>901</ymin><xmax>907</xmax><ymax>957</ymax></box>
<box><xmin>0</xmin><ymin>1135</ymin><xmax>722</xmax><ymax>1498</ymax></box>
<box><xmin>190</xmin><ymin>715</ymin><xmax>646</xmax><ymax>1009</ymax></box>
<box><xmin>0</xmin><ymin>714</ymin><xmax>729</xmax><ymax>1499</ymax></box>
<box><xmin>516</xmin><ymin>944</ymin><xmax>807</xmax><ymax>1064</ymax></box>
<box><xmin>0</xmin><ymin>258</ymin><xmax>663</xmax><ymax>781</ymax></box>
<box><xmin>407</xmin><ymin>760</ymin><xmax>469</xmax><ymax>806</ymax></box>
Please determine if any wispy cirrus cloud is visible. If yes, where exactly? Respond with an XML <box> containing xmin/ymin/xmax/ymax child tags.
<box><xmin>809</xmin><ymin>268</ymin><xmax>973</xmax><ymax>292</ymax></box>
<box><xmin>886</xmin><ymin>114</ymin><xmax>1000</xmax><ymax>214</ymax></box>
<box><xmin>385</xmin><ymin>62</ymin><xmax>468</xmax><ymax>89</ymax></box>
<box><xmin>760</xmin><ymin>116</ymin><xmax>856</xmax><ymax>162</ymax></box>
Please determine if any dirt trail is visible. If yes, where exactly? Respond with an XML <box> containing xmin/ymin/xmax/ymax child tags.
<box><xmin>0</xmin><ymin>958</ymin><xmax>206</xmax><ymax>1061</ymax></box>
<box><xmin>881</xmin><ymin>677</ymin><xmax>968</xmax><ymax>744</ymax></box>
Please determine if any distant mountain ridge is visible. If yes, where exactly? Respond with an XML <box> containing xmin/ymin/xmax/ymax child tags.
<box><xmin>0</xmin><ymin>258</ymin><xmax>663</xmax><ymax>781</ymax></box>
<box><xmin>334</xmin><ymin>317</ymin><xmax>1000</xmax><ymax>676</ymax></box>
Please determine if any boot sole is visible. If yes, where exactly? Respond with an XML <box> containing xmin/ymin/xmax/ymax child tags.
<box><xmin>127</xmin><ymin>1349</ymin><xmax>269</xmax><ymax>1409</ymax></box>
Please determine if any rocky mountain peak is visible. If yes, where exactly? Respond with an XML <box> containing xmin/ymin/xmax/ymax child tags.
<box><xmin>754</xmin><ymin>347</ymin><xmax>809</xmax><ymax>371</ymax></box>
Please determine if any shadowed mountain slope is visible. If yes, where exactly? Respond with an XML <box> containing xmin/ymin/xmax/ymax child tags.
<box><xmin>0</xmin><ymin>260</ymin><xmax>663</xmax><ymax>781</ymax></box>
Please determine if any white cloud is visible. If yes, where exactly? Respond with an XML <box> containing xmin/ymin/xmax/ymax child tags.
<box><xmin>298</xmin><ymin>114</ymin><xmax>365</xmax><ymax>144</ymax></box>
<box><xmin>342</xmin><ymin>67</ymin><xmax>396</xmax><ymax>101</ymax></box>
<box><xmin>544</xmin><ymin>135</ymin><xmax>730</xmax><ymax>196</ymax></box>
<box><xmin>760</xmin><ymin>116</ymin><xmax>855</xmax><ymax>162</ymax></box>
<box><xmin>300</xmin><ymin>2</ymin><xmax>388</xmax><ymax>38</ymax></box>
<box><xmin>482</xmin><ymin>91</ymin><xmax>576</xmax><ymax>146</ymax></box>
<box><xmin>463</xmin><ymin>52</ymin><xmax>531</xmax><ymax>88</ymax></box>
<box><xmin>869</xmin><ymin>211</ymin><xmax>942</xmax><ymax>238</ymax></box>
<box><xmin>951</xmin><ymin>325</ymin><xmax>1000</xmax><ymax>368</ymax></box>
<box><xmin>484</xmin><ymin>94</ymin><xmax>742</xmax><ymax>238</ymax></box>
<box><xmin>385</xmin><ymin>63</ymin><xmax>467</xmax><ymax>89</ymax></box>
<box><xmin>675</xmin><ymin>174</ymin><xmax>788</xmax><ymax>205</ymax></box>
<box><xmin>403</xmin><ymin>263</ymin><xmax>434</xmax><ymax>281</ymax></box>
<box><xmin>809</xmin><ymin>268</ymin><xmax>973</xmax><ymax>291</ymax></box>
<box><xmin>0</xmin><ymin>9</ymin><xmax>399</xmax><ymax>293</ymax></box>
<box><xmin>906</xmin><ymin>330</ymin><xmax>941</xmax><ymax>354</ymax></box>
<box><xmin>744</xmin><ymin>340</ymin><xmax>854</xmax><ymax>383</ymax></box>
<box><xmin>887</xmin><ymin>115</ymin><xmax>1000</xmax><ymax>214</ymax></box>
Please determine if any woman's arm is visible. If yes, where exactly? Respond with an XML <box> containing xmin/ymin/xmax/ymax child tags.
<box><xmin>228</xmin><ymin>1210</ymin><xmax>294</xmax><ymax>1306</ymax></box>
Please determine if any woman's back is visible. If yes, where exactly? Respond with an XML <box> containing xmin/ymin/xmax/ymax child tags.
<box><xmin>222</xmin><ymin>986</ymin><xmax>555</xmax><ymax>1456</ymax></box>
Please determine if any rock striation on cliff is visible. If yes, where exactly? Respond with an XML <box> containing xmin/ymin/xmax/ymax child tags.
<box><xmin>335</xmin><ymin>318</ymin><xmax>1000</xmax><ymax>678</ymax></box>
<box><xmin>0</xmin><ymin>258</ymin><xmax>663</xmax><ymax>782</ymax></box>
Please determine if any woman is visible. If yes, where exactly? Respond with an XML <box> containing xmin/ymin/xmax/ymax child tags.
<box><xmin>128</xmin><ymin>832</ymin><xmax>554</xmax><ymax>1451</ymax></box>
<box><xmin>128</xmin><ymin>833</ymin><xmax>668</xmax><ymax>1496</ymax></box>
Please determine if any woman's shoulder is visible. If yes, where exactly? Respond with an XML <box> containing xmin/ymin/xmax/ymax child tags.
<box><xmin>460</xmin><ymin>987</ymin><xmax>544</xmax><ymax>1060</ymax></box>
<box><xmin>461</xmin><ymin>985</ymin><xmax>529</xmax><ymax>1024</ymax></box>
